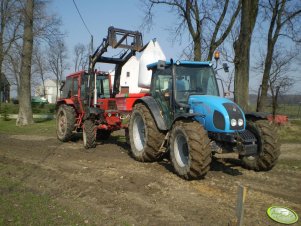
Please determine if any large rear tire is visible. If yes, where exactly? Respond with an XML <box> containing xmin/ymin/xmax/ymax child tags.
<box><xmin>241</xmin><ymin>120</ymin><xmax>280</xmax><ymax>171</ymax></box>
<box><xmin>56</xmin><ymin>105</ymin><xmax>76</xmax><ymax>142</ymax></box>
<box><xmin>83</xmin><ymin>120</ymin><xmax>96</xmax><ymax>149</ymax></box>
<box><xmin>170</xmin><ymin>120</ymin><xmax>211</xmax><ymax>180</ymax></box>
<box><xmin>129</xmin><ymin>103</ymin><xmax>165</xmax><ymax>162</ymax></box>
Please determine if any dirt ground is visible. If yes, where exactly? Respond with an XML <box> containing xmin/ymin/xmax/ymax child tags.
<box><xmin>0</xmin><ymin>131</ymin><xmax>300</xmax><ymax>226</ymax></box>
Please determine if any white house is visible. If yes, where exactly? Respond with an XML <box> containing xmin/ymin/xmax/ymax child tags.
<box><xmin>119</xmin><ymin>56</ymin><xmax>141</xmax><ymax>93</ymax></box>
<box><xmin>35</xmin><ymin>79</ymin><xmax>61</xmax><ymax>104</ymax></box>
<box><xmin>110</xmin><ymin>40</ymin><xmax>166</xmax><ymax>94</ymax></box>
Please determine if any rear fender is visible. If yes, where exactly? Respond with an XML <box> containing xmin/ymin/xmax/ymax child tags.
<box><xmin>133</xmin><ymin>96</ymin><xmax>167</xmax><ymax>131</ymax></box>
<box><xmin>55</xmin><ymin>99</ymin><xmax>74</xmax><ymax>110</ymax></box>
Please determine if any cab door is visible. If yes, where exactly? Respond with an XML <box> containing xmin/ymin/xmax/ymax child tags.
<box><xmin>71</xmin><ymin>75</ymin><xmax>80</xmax><ymax>113</ymax></box>
<box><xmin>151</xmin><ymin>70</ymin><xmax>173</xmax><ymax>128</ymax></box>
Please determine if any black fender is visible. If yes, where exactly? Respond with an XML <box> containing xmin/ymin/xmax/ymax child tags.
<box><xmin>172</xmin><ymin>113</ymin><xmax>202</xmax><ymax>126</ymax></box>
<box><xmin>133</xmin><ymin>96</ymin><xmax>167</xmax><ymax>131</ymax></box>
<box><xmin>245</xmin><ymin>112</ymin><xmax>269</xmax><ymax>121</ymax></box>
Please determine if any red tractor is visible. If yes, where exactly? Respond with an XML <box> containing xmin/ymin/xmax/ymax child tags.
<box><xmin>56</xmin><ymin>27</ymin><xmax>146</xmax><ymax>148</ymax></box>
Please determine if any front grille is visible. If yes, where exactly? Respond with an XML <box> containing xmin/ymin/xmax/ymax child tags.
<box><xmin>238</xmin><ymin>130</ymin><xmax>257</xmax><ymax>143</ymax></box>
<box><xmin>238</xmin><ymin>130</ymin><xmax>258</xmax><ymax>156</ymax></box>
<box><xmin>108</xmin><ymin>100</ymin><xmax>117</xmax><ymax>110</ymax></box>
<box><xmin>213</xmin><ymin>110</ymin><xmax>225</xmax><ymax>130</ymax></box>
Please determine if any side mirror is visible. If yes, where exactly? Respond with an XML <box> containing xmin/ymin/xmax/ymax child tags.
<box><xmin>59</xmin><ymin>81</ymin><xmax>65</xmax><ymax>91</ymax></box>
<box><xmin>223</xmin><ymin>63</ymin><xmax>229</xmax><ymax>73</ymax></box>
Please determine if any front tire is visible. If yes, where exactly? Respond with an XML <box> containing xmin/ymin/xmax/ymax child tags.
<box><xmin>56</xmin><ymin>105</ymin><xmax>76</xmax><ymax>142</ymax></box>
<box><xmin>83</xmin><ymin>120</ymin><xmax>96</xmax><ymax>149</ymax></box>
<box><xmin>170</xmin><ymin>120</ymin><xmax>211</xmax><ymax>180</ymax></box>
<box><xmin>129</xmin><ymin>103</ymin><xmax>165</xmax><ymax>162</ymax></box>
<box><xmin>241</xmin><ymin>120</ymin><xmax>280</xmax><ymax>171</ymax></box>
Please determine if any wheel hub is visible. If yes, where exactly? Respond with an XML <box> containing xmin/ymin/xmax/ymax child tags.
<box><xmin>132</xmin><ymin>114</ymin><xmax>145</xmax><ymax>152</ymax></box>
<box><xmin>174</xmin><ymin>133</ymin><xmax>189</xmax><ymax>167</ymax></box>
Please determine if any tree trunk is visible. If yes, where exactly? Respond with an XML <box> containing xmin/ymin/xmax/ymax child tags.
<box><xmin>16</xmin><ymin>0</ymin><xmax>34</xmax><ymax>126</ymax></box>
<box><xmin>257</xmin><ymin>42</ymin><xmax>274</xmax><ymax>112</ymax></box>
<box><xmin>0</xmin><ymin>0</ymin><xmax>5</xmax><ymax>105</ymax></box>
<box><xmin>193</xmin><ymin>35</ymin><xmax>201</xmax><ymax>61</ymax></box>
<box><xmin>233</xmin><ymin>0</ymin><xmax>258</xmax><ymax>111</ymax></box>
<box><xmin>256</xmin><ymin>0</ymin><xmax>284</xmax><ymax>112</ymax></box>
<box><xmin>271</xmin><ymin>86</ymin><xmax>280</xmax><ymax>117</ymax></box>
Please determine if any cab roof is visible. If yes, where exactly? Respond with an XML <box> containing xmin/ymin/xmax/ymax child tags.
<box><xmin>147</xmin><ymin>60</ymin><xmax>212</xmax><ymax>70</ymax></box>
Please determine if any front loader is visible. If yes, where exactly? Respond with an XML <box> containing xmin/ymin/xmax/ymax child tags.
<box><xmin>56</xmin><ymin>27</ymin><xmax>145</xmax><ymax>149</ymax></box>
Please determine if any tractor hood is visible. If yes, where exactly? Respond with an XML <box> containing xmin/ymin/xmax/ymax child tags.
<box><xmin>188</xmin><ymin>95</ymin><xmax>246</xmax><ymax>133</ymax></box>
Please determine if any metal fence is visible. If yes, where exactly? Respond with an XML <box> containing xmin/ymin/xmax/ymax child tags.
<box><xmin>274</xmin><ymin>104</ymin><xmax>301</xmax><ymax>119</ymax></box>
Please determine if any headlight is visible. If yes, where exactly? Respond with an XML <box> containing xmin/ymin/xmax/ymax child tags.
<box><xmin>107</xmin><ymin>113</ymin><xmax>111</xmax><ymax>117</ymax></box>
<box><xmin>238</xmin><ymin>118</ymin><xmax>244</xmax><ymax>126</ymax></box>
<box><xmin>231</xmin><ymin>119</ymin><xmax>237</xmax><ymax>127</ymax></box>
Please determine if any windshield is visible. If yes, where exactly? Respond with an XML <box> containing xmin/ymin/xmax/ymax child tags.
<box><xmin>80</xmin><ymin>74</ymin><xmax>111</xmax><ymax>99</ymax></box>
<box><xmin>175</xmin><ymin>65</ymin><xmax>219</xmax><ymax>98</ymax></box>
<box><xmin>153</xmin><ymin>65</ymin><xmax>219</xmax><ymax>104</ymax></box>
<box><xmin>95</xmin><ymin>75</ymin><xmax>110</xmax><ymax>98</ymax></box>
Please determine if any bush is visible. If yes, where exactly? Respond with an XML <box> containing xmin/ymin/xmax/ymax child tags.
<box><xmin>0</xmin><ymin>105</ymin><xmax>10</xmax><ymax>121</ymax></box>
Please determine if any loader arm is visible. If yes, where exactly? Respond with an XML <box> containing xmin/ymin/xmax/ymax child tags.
<box><xmin>89</xmin><ymin>27</ymin><xmax>144</xmax><ymax>96</ymax></box>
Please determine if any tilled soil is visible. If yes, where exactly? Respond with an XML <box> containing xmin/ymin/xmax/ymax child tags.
<box><xmin>0</xmin><ymin>132</ymin><xmax>300</xmax><ymax>226</ymax></box>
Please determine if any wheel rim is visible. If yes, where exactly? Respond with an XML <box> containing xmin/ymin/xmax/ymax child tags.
<box><xmin>83</xmin><ymin>129</ymin><xmax>87</xmax><ymax>146</ymax></box>
<box><xmin>132</xmin><ymin>113</ymin><xmax>145</xmax><ymax>152</ymax></box>
<box><xmin>58</xmin><ymin>111</ymin><xmax>66</xmax><ymax>136</ymax></box>
<box><xmin>174</xmin><ymin>132</ymin><xmax>189</xmax><ymax>167</ymax></box>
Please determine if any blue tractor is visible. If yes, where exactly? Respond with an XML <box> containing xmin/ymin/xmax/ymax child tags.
<box><xmin>128</xmin><ymin>59</ymin><xmax>280</xmax><ymax>180</ymax></box>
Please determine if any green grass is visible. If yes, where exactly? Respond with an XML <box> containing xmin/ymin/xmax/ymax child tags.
<box><xmin>0</xmin><ymin>116</ymin><xmax>300</xmax><ymax>143</ymax></box>
<box><xmin>248</xmin><ymin>104</ymin><xmax>301</xmax><ymax>119</ymax></box>
<box><xmin>0</xmin><ymin>119</ymin><xmax>56</xmax><ymax>136</ymax></box>
<box><xmin>278</xmin><ymin>120</ymin><xmax>301</xmax><ymax>143</ymax></box>
<box><xmin>0</xmin><ymin>103</ymin><xmax>56</xmax><ymax>115</ymax></box>
<box><xmin>0</xmin><ymin>164</ymin><xmax>89</xmax><ymax>226</ymax></box>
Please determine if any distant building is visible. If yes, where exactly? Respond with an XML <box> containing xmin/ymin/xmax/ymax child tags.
<box><xmin>0</xmin><ymin>73</ymin><xmax>10</xmax><ymax>103</ymax></box>
<box><xmin>35</xmin><ymin>79</ymin><xmax>61</xmax><ymax>104</ymax></box>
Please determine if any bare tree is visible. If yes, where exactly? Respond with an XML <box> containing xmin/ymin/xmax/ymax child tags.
<box><xmin>255</xmin><ymin>48</ymin><xmax>296</xmax><ymax>116</ymax></box>
<box><xmin>2</xmin><ymin>0</ymin><xmax>62</xmax><ymax>97</ymax></box>
<box><xmin>16</xmin><ymin>0</ymin><xmax>35</xmax><ymax>126</ymax></box>
<box><xmin>5</xmin><ymin>41</ymin><xmax>22</xmax><ymax>92</ymax></box>
<box><xmin>32</xmin><ymin>44</ymin><xmax>51</xmax><ymax>97</ymax></box>
<box><xmin>257</xmin><ymin>0</ymin><xmax>301</xmax><ymax>111</ymax></box>
<box><xmin>233</xmin><ymin>0</ymin><xmax>259</xmax><ymax>111</ymax></box>
<box><xmin>48</xmin><ymin>39</ymin><xmax>68</xmax><ymax>100</ymax></box>
<box><xmin>142</xmin><ymin>0</ymin><xmax>241</xmax><ymax>61</ymax></box>
<box><xmin>0</xmin><ymin>0</ymin><xmax>22</xmax><ymax>103</ymax></box>
<box><xmin>73</xmin><ymin>43</ymin><xmax>88</xmax><ymax>71</ymax></box>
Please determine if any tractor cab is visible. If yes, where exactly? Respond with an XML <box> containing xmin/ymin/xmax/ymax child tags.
<box><xmin>60</xmin><ymin>71</ymin><xmax>114</xmax><ymax>110</ymax></box>
<box><xmin>149</xmin><ymin>60</ymin><xmax>219</xmax><ymax>104</ymax></box>
<box><xmin>147</xmin><ymin>60</ymin><xmax>245</xmax><ymax>133</ymax></box>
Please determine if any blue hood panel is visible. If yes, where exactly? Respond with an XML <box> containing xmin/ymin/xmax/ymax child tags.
<box><xmin>188</xmin><ymin>95</ymin><xmax>246</xmax><ymax>132</ymax></box>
